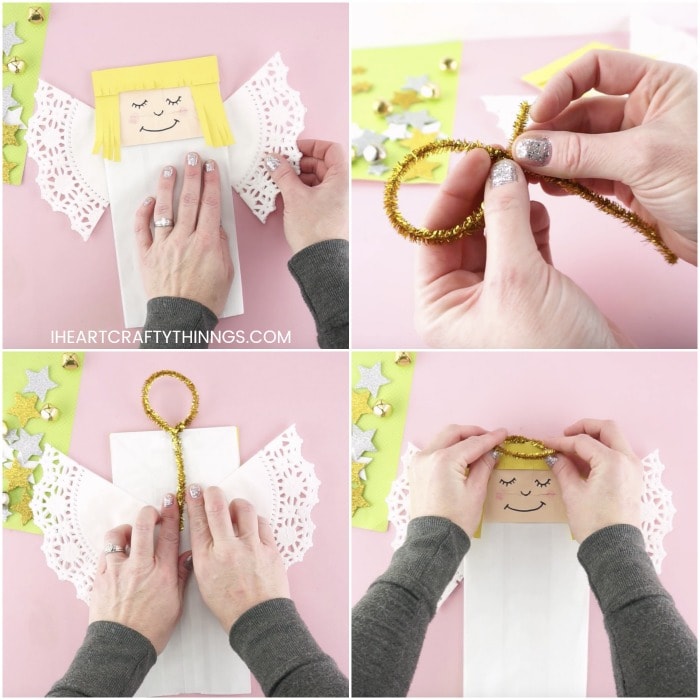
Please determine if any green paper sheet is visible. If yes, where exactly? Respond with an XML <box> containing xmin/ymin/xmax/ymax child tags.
<box><xmin>352</xmin><ymin>351</ymin><xmax>415</xmax><ymax>531</ymax></box>
<box><xmin>352</xmin><ymin>40</ymin><xmax>462</xmax><ymax>184</ymax></box>
<box><xmin>3</xmin><ymin>351</ymin><xmax>84</xmax><ymax>533</ymax></box>
<box><xmin>3</xmin><ymin>3</ymin><xmax>51</xmax><ymax>185</ymax></box>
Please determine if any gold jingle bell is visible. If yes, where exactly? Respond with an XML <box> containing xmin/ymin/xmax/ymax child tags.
<box><xmin>2</xmin><ymin>421</ymin><xmax>7</xmax><ymax>437</ymax></box>
<box><xmin>419</xmin><ymin>83</ymin><xmax>440</xmax><ymax>100</ymax></box>
<box><xmin>61</xmin><ymin>353</ymin><xmax>80</xmax><ymax>370</ymax></box>
<box><xmin>362</xmin><ymin>144</ymin><xmax>386</xmax><ymax>164</ymax></box>
<box><xmin>27</xmin><ymin>7</ymin><xmax>45</xmax><ymax>23</ymax></box>
<box><xmin>40</xmin><ymin>403</ymin><xmax>59</xmax><ymax>421</ymax></box>
<box><xmin>440</xmin><ymin>57</ymin><xmax>458</xmax><ymax>72</ymax></box>
<box><xmin>394</xmin><ymin>351</ymin><xmax>412</xmax><ymax>366</ymax></box>
<box><xmin>373</xmin><ymin>99</ymin><xmax>393</xmax><ymax>117</ymax></box>
<box><xmin>7</xmin><ymin>58</ymin><xmax>26</xmax><ymax>74</ymax></box>
<box><xmin>2</xmin><ymin>492</ymin><xmax>9</xmax><ymax>507</ymax></box>
<box><xmin>351</xmin><ymin>145</ymin><xmax>358</xmax><ymax>162</ymax></box>
<box><xmin>373</xmin><ymin>399</ymin><xmax>393</xmax><ymax>418</ymax></box>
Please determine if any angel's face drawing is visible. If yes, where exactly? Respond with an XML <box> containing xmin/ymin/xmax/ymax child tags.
<box><xmin>119</xmin><ymin>86</ymin><xmax>202</xmax><ymax>146</ymax></box>
<box><xmin>483</xmin><ymin>469</ymin><xmax>568</xmax><ymax>524</ymax></box>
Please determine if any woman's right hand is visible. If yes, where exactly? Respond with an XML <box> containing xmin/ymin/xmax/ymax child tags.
<box><xmin>544</xmin><ymin>419</ymin><xmax>643</xmax><ymax>543</ymax></box>
<box><xmin>512</xmin><ymin>50</ymin><xmax>697</xmax><ymax>265</ymax></box>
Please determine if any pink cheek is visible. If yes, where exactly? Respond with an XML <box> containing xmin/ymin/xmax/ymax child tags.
<box><xmin>541</xmin><ymin>492</ymin><xmax>558</xmax><ymax>497</ymax></box>
<box><xmin>494</xmin><ymin>493</ymin><xmax>504</xmax><ymax>501</ymax></box>
<box><xmin>128</xmin><ymin>115</ymin><xmax>139</xmax><ymax>124</ymax></box>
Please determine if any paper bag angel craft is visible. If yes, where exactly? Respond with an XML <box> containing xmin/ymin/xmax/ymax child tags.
<box><xmin>26</xmin><ymin>53</ymin><xmax>306</xmax><ymax>327</ymax></box>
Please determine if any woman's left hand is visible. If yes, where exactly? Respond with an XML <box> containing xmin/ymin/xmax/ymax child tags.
<box><xmin>89</xmin><ymin>495</ymin><xmax>192</xmax><ymax>654</ymax></box>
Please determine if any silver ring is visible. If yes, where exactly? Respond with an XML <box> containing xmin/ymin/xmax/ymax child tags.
<box><xmin>154</xmin><ymin>217</ymin><xmax>175</xmax><ymax>228</ymax></box>
<box><xmin>104</xmin><ymin>543</ymin><xmax>126</xmax><ymax>555</ymax></box>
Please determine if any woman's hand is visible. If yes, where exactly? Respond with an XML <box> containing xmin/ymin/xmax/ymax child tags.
<box><xmin>265</xmin><ymin>140</ymin><xmax>349</xmax><ymax>254</ymax></box>
<box><xmin>186</xmin><ymin>485</ymin><xmax>290</xmax><ymax>633</ymax></box>
<box><xmin>544</xmin><ymin>419</ymin><xmax>643</xmax><ymax>542</ymax></box>
<box><xmin>409</xmin><ymin>425</ymin><xmax>508</xmax><ymax>537</ymax></box>
<box><xmin>415</xmin><ymin>150</ymin><xmax>629</xmax><ymax>348</ymax></box>
<box><xmin>135</xmin><ymin>152</ymin><xmax>234</xmax><ymax>315</ymax></box>
<box><xmin>89</xmin><ymin>495</ymin><xmax>191</xmax><ymax>654</ymax></box>
<box><xmin>513</xmin><ymin>50</ymin><xmax>697</xmax><ymax>265</ymax></box>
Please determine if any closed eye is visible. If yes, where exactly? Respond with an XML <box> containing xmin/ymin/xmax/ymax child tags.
<box><xmin>166</xmin><ymin>96</ymin><xmax>182</xmax><ymax>106</ymax></box>
<box><xmin>535</xmin><ymin>478</ymin><xmax>551</xmax><ymax>487</ymax></box>
<box><xmin>499</xmin><ymin>478</ymin><xmax>516</xmax><ymax>486</ymax></box>
<box><xmin>132</xmin><ymin>100</ymin><xmax>148</xmax><ymax>108</ymax></box>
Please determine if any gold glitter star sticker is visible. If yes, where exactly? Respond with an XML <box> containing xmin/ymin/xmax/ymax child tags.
<box><xmin>352</xmin><ymin>81</ymin><xmax>373</xmax><ymax>94</ymax></box>
<box><xmin>399</xmin><ymin>131</ymin><xmax>437</xmax><ymax>151</ymax></box>
<box><xmin>352</xmin><ymin>483</ymin><xmax>370</xmax><ymax>515</ymax></box>
<box><xmin>3</xmin><ymin>123</ymin><xmax>19</xmax><ymax>146</ymax></box>
<box><xmin>352</xmin><ymin>66</ymin><xmax>367</xmax><ymax>75</ymax></box>
<box><xmin>391</xmin><ymin>90</ymin><xmax>421</xmax><ymax>109</ymax></box>
<box><xmin>10</xmin><ymin>491</ymin><xmax>34</xmax><ymax>525</ymax></box>
<box><xmin>352</xmin><ymin>389</ymin><xmax>372</xmax><ymax>424</ymax></box>
<box><xmin>3</xmin><ymin>158</ymin><xmax>17</xmax><ymax>183</ymax></box>
<box><xmin>4</xmin><ymin>460</ymin><xmax>35</xmax><ymax>491</ymax></box>
<box><xmin>351</xmin><ymin>461</ymin><xmax>367</xmax><ymax>487</ymax></box>
<box><xmin>405</xmin><ymin>159</ymin><xmax>441</xmax><ymax>181</ymax></box>
<box><xmin>7</xmin><ymin>393</ymin><xmax>40</xmax><ymax>427</ymax></box>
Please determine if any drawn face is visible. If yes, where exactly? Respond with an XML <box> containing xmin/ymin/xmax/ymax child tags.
<box><xmin>483</xmin><ymin>469</ymin><xmax>567</xmax><ymax>524</ymax></box>
<box><xmin>118</xmin><ymin>86</ymin><xmax>202</xmax><ymax>146</ymax></box>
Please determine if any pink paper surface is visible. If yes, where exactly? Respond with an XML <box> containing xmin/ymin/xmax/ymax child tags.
<box><xmin>3</xmin><ymin>350</ymin><xmax>349</xmax><ymax>696</ymax></box>
<box><xmin>352</xmin><ymin>33</ymin><xmax>697</xmax><ymax>348</ymax></box>
<box><xmin>3</xmin><ymin>3</ymin><xmax>348</xmax><ymax>348</ymax></box>
<box><xmin>351</xmin><ymin>350</ymin><xmax>697</xmax><ymax>696</ymax></box>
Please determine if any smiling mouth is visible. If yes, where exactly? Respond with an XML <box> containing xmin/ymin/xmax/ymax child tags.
<box><xmin>504</xmin><ymin>501</ymin><xmax>546</xmax><ymax>513</ymax></box>
<box><xmin>140</xmin><ymin>119</ymin><xmax>180</xmax><ymax>133</ymax></box>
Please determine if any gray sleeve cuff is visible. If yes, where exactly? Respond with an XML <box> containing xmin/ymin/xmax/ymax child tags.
<box><xmin>47</xmin><ymin>621</ymin><xmax>156</xmax><ymax>697</ymax></box>
<box><xmin>287</xmin><ymin>239</ymin><xmax>349</xmax><ymax>349</ymax></box>
<box><xmin>140</xmin><ymin>297</ymin><xmax>218</xmax><ymax>348</ymax></box>
<box><xmin>378</xmin><ymin>516</ymin><xmax>471</xmax><ymax>616</ymax></box>
<box><xmin>230</xmin><ymin>598</ymin><xmax>348</xmax><ymax>697</ymax></box>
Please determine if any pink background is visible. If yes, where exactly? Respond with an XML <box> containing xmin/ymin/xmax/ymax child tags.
<box><xmin>352</xmin><ymin>33</ymin><xmax>697</xmax><ymax>348</ymax></box>
<box><xmin>352</xmin><ymin>350</ymin><xmax>697</xmax><ymax>696</ymax></box>
<box><xmin>3</xmin><ymin>350</ymin><xmax>349</xmax><ymax>696</ymax></box>
<box><xmin>3</xmin><ymin>3</ymin><xmax>348</xmax><ymax>349</ymax></box>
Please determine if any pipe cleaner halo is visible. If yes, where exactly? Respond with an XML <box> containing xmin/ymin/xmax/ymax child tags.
<box><xmin>494</xmin><ymin>435</ymin><xmax>556</xmax><ymax>470</ymax></box>
<box><xmin>383</xmin><ymin>102</ymin><xmax>677</xmax><ymax>264</ymax></box>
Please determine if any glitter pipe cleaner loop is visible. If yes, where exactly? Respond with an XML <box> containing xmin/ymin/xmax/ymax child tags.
<box><xmin>383</xmin><ymin>102</ymin><xmax>677</xmax><ymax>264</ymax></box>
<box><xmin>495</xmin><ymin>435</ymin><xmax>556</xmax><ymax>460</ymax></box>
<box><xmin>142</xmin><ymin>370</ymin><xmax>200</xmax><ymax>529</ymax></box>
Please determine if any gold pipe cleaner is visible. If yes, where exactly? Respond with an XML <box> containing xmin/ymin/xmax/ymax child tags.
<box><xmin>495</xmin><ymin>435</ymin><xmax>556</xmax><ymax>460</ymax></box>
<box><xmin>142</xmin><ymin>370</ymin><xmax>200</xmax><ymax>530</ymax></box>
<box><xmin>384</xmin><ymin>102</ymin><xmax>677</xmax><ymax>264</ymax></box>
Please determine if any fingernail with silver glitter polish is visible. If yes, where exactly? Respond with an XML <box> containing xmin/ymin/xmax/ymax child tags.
<box><xmin>490</xmin><ymin>449</ymin><xmax>501</xmax><ymax>461</ymax></box>
<box><xmin>162</xmin><ymin>166</ymin><xmax>174</xmax><ymax>178</ymax></box>
<box><xmin>184</xmin><ymin>555</ymin><xmax>193</xmax><ymax>571</ymax></box>
<box><xmin>187</xmin><ymin>152</ymin><xmax>199</xmax><ymax>167</ymax></box>
<box><xmin>204</xmin><ymin>159</ymin><xmax>215</xmax><ymax>173</ymax></box>
<box><xmin>264</xmin><ymin>154</ymin><xmax>281</xmax><ymax>172</ymax></box>
<box><xmin>143</xmin><ymin>196</ymin><xmax>154</xmax><ymax>206</ymax></box>
<box><xmin>189</xmin><ymin>483</ymin><xmax>202</xmax><ymax>498</ymax></box>
<box><xmin>545</xmin><ymin>454</ymin><xmax>559</xmax><ymax>467</ymax></box>
<box><xmin>514</xmin><ymin>136</ymin><xmax>552</xmax><ymax>166</ymax></box>
<box><xmin>163</xmin><ymin>493</ymin><xmax>174</xmax><ymax>508</ymax></box>
<box><xmin>489</xmin><ymin>159</ymin><xmax>518</xmax><ymax>188</ymax></box>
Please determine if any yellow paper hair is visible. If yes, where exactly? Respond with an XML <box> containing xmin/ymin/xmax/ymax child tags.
<box><xmin>494</xmin><ymin>435</ymin><xmax>555</xmax><ymax>470</ymax></box>
<box><xmin>92</xmin><ymin>56</ymin><xmax>234</xmax><ymax>161</ymax></box>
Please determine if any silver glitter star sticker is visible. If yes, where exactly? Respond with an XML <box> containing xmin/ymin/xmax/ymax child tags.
<box><xmin>368</xmin><ymin>164</ymin><xmax>389</xmax><ymax>176</ymax></box>
<box><xmin>4</xmin><ymin>429</ymin><xmax>18</xmax><ymax>445</ymax></box>
<box><xmin>12</xmin><ymin>429</ymin><xmax>43</xmax><ymax>465</ymax></box>
<box><xmin>352</xmin><ymin>129</ymin><xmax>388</xmax><ymax>153</ymax></box>
<box><xmin>3</xmin><ymin>22</ymin><xmax>23</xmax><ymax>57</ymax></box>
<box><xmin>403</xmin><ymin>75</ymin><xmax>430</xmax><ymax>91</ymax></box>
<box><xmin>383</xmin><ymin>123</ymin><xmax>410</xmax><ymax>141</ymax></box>
<box><xmin>406</xmin><ymin>110</ymin><xmax>438</xmax><ymax>129</ymax></box>
<box><xmin>386</xmin><ymin>112</ymin><xmax>413</xmax><ymax>126</ymax></box>
<box><xmin>23</xmin><ymin>367</ymin><xmax>58</xmax><ymax>401</ymax></box>
<box><xmin>355</xmin><ymin>362</ymin><xmax>390</xmax><ymax>398</ymax></box>
<box><xmin>3</xmin><ymin>85</ymin><xmax>19</xmax><ymax>120</ymax></box>
<box><xmin>352</xmin><ymin>425</ymin><xmax>377</xmax><ymax>461</ymax></box>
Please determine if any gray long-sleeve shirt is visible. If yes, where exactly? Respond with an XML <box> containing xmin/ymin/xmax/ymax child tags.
<box><xmin>140</xmin><ymin>239</ymin><xmax>348</xmax><ymax>349</ymax></box>
<box><xmin>352</xmin><ymin>517</ymin><xmax>697</xmax><ymax>697</ymax></box>
<box><xmin>48</xmin><ymin>598</ymin><xmax>347</xmax><ymax>697</ymax></box>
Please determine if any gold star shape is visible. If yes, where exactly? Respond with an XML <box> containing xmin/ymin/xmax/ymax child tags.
<box><xmin>3</xmin><ymin>158</ymin><xmax>17</xmax><ymax>183</ymax></box>
<box><xmin>3</xmin><ymin>123</ymin><xmax>19</xmax><ymax>146</ymax></box>
<box><xmin>352</xmin><ymin>389</ymin><xmax>372</xmax><ymax>424</ymax></box>
<box><xmin>7</xmin><ymin>393</ymin><xmax>40</xmax><ymax>427</ymax></box>
<box><xmin>351</xmin><ymin>461</ymin><xmax>367</xmax><ymax>487</ymax></box>
<box><xmin>399</xmin><ymin>131</ymin><xmax>437</xmax><ymax>151</ymax></box>
<box><xmin>352</xmin><ymin>483</ymin><xmax>370</xmax><ymax>515</ymax></box>
<box><xmin>4</xmin><ymin>459</ymin><xmax>34</xmax><ymax>491</ymax></box>
<box><xmin>405</xmin><ymin>159</ymin><xmax>441</xmax><ymax>181</ymax></box>
<box><xmin>10</xmin><ymin>491</ymin><xmax>34</xmax><ymax>525</ymax></box>
<box><xmin>352</xmin><ymin>66</ymin><xmax>367</xmax><ymax>75</ymax></box>
<box><xmin>391</xmin><ymin>90</ymin><xmax>422</xmax><ymax>109</ymax></box>
<box><xmin>352</xmin><ymin>81</ymin><xmax>373</xmax><ymax>95</ymax></box>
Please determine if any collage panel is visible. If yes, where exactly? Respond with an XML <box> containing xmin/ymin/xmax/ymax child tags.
<box><xmin>351</xmin><ymin>350</ymin><xmax>697</xmax><ymax>696</ymax></box>
<box><xmin>3</xmin><ymin>350</ymin><xmax>349</xmax><ymax>696</ymax></box>
<box><xmin>350</xmin><ymin>3</ymin><xmax>697</xmax><ymax>349</ymax></box>
<box><xmin>3</xmin><ymin>2</ymin><xmax>349</xmax><ymax>350</ymax></box>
